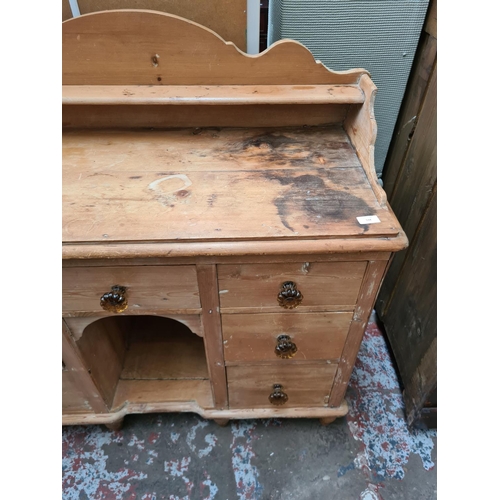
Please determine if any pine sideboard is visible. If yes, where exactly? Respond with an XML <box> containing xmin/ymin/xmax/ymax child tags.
<box><xmin>62</xmin><ymin>10</ymin><xmax>408</xmax><ymax>429</ymax></box>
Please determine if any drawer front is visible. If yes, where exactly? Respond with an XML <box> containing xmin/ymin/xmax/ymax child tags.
<box><xmin>218</xmin><ymin>262</ymin><xmax>366</xmax><ymax>311</ymax></box>
<box><xmin>227</xmin><ymin>364</ymin><xmax>337</xmax><ymax>409</ymax></box>
<box><xmin>62</xmin><ymin>266</ymin><xmax>200</xmax><ymax>313</ymax></box>
<box><xmin>222</xmin><ymin>312</ymin><xmax>352</xmax><ymax>363</ymax></box>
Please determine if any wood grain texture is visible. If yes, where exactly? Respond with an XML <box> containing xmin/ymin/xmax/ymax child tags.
<box><xmin>62</xmin><ymin>103</ymin><xmax>348</xmax><ymax>129</ymax></box>
<box><xmin>121</xmin><ymin>316</ymin><xmax>209</xmax><ymax>380</ymax></box>
<box><xmin>345</xmin><ymin>74</ymin><xmax>387</xmax><ymax>207</ymax></box>
<box><xmin>218</xmin><ymin>262</ymin><xmax>366</xmax><ymax>311</ymax></box>
<box><xmin>374</xmin><ymin>14</ymin><xmax>437</xmax><ymax>425</ymax></box>
<box><xmin>63</xmin><ymin>126</ymin><xmax>362</xmax><ymax>173</ymax></box>
<box><xmin>75</xmin><ymin>316</ymin><xmax>128</xmax><ymax>407</ymax></box>
<box><xmin>379</xmin><ymin>191</ymin><xmax>436</xmax><ymax>422</ymax></box>
<box><xmin>62</xmin><ymin>252</ymin><xmax>392</xmax><ymax>268</ymax></box>
<box><xmin>62</xmin><ymin>266</ymin><xmax>200</xmax><ymax>313</ymax></box>
<box><xmin>63</xmin><ymin>237</ymin><xmax>408</xmax><ymax>260</ymax></box>
<box><xmin>197</xmin><ymin>265</ymin><xmax>228</xmax><ymax>409</ymax></box>
<box><xmin>62</xmin><ymin>10</ymin><xmax>366</xmax><ymax>86</ymax></box>
<box><xmin>63</xmin><ymin>85</ymin><xmax>365</xmax><ymax>106</ymax></box>
<box><xmin>403</xmin><ymin>337</ymin><xmax>437</xmax><ymax>427</ymax></box>
<box><xmin>65</xmin><ymin>314</ymin><xmax>203</xmax><ymax>340</ymax></box>
<box><xmin>61</xmin><ymin>0</ymin><xmax>247</xmax><ymax>51</ymax></box>
<box><xmin>329</xmin><ymin>261</ymin><xmax>388</xmax><ymax>406</ymax></box>
<box><xmin>112</xmin><ymin>379</ymin><xmax>214</xmax><ymax>410</ymax></box>
<box><xmin>62</xmin><ymin>371</ymin><xmax>94</xmax><ymax>413</ymax></box>
<box><xmin>377</xmin><ymin>67</ymin><xmax>437</xmax><ymax>315</ymax></box>
<box><xmin>63</xmin><ymin>128</ymin><xmax>400</xmax><ymax>244</ymax></box>
<box><xmin>382</xmin><ymin>37</ymin><xmax>436</xmax><ymax>199</ymax></box>
<box><xmin>63</xmin><ymin>397</ymin><xmax>348</xmax><ymax>425</ymax></box>
<box><xmin>62</xmin><ymin>320</ymin><xmax>108</xmax><ymax>413</ymax></box>
<box><xmin>221</xmin><ymin>312</ymin><xmax>352</xmax><ymax>362</ymax></box>
<box><xmin>227</xmin><ymin>364</ymin><xmax>338</xmax><ymax>409</ymax></box>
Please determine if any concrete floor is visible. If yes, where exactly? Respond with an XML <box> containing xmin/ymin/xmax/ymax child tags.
<box><xmin>62</xmin><ymin>319</ymin><xmax>437</xmax><ymax>500</ymax></box>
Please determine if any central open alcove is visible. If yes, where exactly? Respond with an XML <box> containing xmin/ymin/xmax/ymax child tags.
<box><xmin>77</xmin><ymin>315</ymin><xmax>213</xmax><ymax>413</ymax></box>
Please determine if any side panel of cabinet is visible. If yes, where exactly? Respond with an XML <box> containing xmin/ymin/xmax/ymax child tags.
<box><xmin>62</xmin><ymin>320</ymin><xmax>108</xmax><ymax>414</ymax></box>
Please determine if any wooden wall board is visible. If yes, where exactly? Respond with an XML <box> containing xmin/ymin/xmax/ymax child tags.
<box><xmin>62</xmin><ymin>11</ymin><xmax>367</xmax><ymax>86</ymax></box>
<box><xmin>62</xmin><ymin>0</ymin><xmax>247</xmax><ymax>51</ymax></box>
<box><xmin>375</xmin><ymin>0</ymin><xmax>437</xmax><ymax>427</ymax></box>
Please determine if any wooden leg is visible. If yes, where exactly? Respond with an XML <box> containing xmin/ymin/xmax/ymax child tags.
<box><xmin>213</xmin><ymin>418</ymin><xmax>230</xmax><ymax>427</ymax></box>
<box><xmin>319</xmin><ymin>417</ymin><xmax>337</xmax><ymax>426</ymax></box>
<box><xmin>105</xmin><ymin>418</ymin><xmax>124</xmax><ymax>431</ymax></box>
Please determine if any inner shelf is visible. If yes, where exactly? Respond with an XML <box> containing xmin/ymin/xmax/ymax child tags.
<box><xmin>76</xmin><ymin>315</ymin><xmax>211</xmax><ymax>411</ymax></box>
<box><xmin>121</xmin><ymin>316</ymin><xmax>209</xmax><ymax>380</ymax></box>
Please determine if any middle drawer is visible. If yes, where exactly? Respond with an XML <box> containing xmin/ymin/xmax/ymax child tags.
<box><xmin>221</xmin><ymin>312</ymin><xmax>352</xmax><ymax>363</ymax></box>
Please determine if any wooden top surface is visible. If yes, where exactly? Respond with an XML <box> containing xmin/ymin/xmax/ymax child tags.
<box><xmin>63</xmin><ymin>126</ymin><xmax>401</xmax><ymax>246</ymax></box>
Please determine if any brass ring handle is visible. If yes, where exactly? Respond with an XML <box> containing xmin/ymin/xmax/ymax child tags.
<box><xmin>275</xmin><ymin>334</ymin><xmax>297</xmax><ymax>359</ymax></box>
<box><xmin>100</xmin><ymin>285</ymin><xmax>128</xmax><ymax>313</ymax></box>
<box><xmin>268</xmin><ymin>384</ymin><xmax>288</xmax><ymax>406</ymax></box>
<box><xmin>277</xmin><ymin>281</ymin><xmax>303</xmax><ymax>309</ymax></box>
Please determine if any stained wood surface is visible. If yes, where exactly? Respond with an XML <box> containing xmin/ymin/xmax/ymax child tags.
<box><xmin>62</xmin><ymin>11</ymin><xmax>366</xmax><ymax>86</ymax></box>
<box><xmin>221</xmin><ymin>312</ymin><xmax>352</xmax><ymax>362</ymax></box>
<box><xmin>63</xmin><ymin>126</ymin><xmax>400</xmax><ymax>245</ymax></box>
<box><xmin>62</xmin><ymin>266</ymin><xmax>200</xmax><ymax>313</ymax></box>
<box><xmin>61</xmin><ymin>0</ymin><xmax>247</xmax><ymax>51</ymax></box>
<box><xmin>218</xmin><ymin>262</ymin><xmax>366</xmax><ymax>311</ymax></box>
<box><xmin>227</xmin><ymin>364</ymin><xmax>337</xmax><ymax>409</ymax></box>
<box><xmin>121</xmin><ymin>317</ymin><xmax>209</xmax><ymax>380</ymax></box>
<box><xmin>63</xmin><ymin>85</ymin><xmax>365</xmax><ymax>105</ymax></box>
<box><xmin>63</xmin><ymin>126</ymin><xmax>361</xmax><ymax>172</ymax></box>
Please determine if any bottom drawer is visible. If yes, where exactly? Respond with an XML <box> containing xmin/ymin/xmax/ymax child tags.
<box><xmin>227</xmin><ymin>364</ymin><xmax>338</xmax><ymax>409</ymax></box>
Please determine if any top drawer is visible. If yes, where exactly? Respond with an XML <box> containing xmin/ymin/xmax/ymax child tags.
<box><xmin>218</xmin><ymin>262</ymin><xmax>366</xmax><ymax>312</ymax></box>
<box><xmin>62</xmin><ymin>266</ymin><xmax>200</xmax><ymax>314</ymax></box>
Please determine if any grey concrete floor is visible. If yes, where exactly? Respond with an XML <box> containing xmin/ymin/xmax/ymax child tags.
<box><xmin>62</xmin><ymin>321</ymin><xmax>437</xmax><ymax>500</ymax></box>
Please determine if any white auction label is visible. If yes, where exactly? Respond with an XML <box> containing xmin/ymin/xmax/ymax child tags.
<box><xmin>356</xmin><ymin>215</ymin><xmax>381</xmax><ymax>224</ymax></box>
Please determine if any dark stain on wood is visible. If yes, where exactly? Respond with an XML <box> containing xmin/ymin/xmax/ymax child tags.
<box><xmin>212</xmin><ymin>127</ymin><xmax>355</xmax><ymax>169</ymax></box>
<box><xmin>260</xmin><ymin>170</ymin><xmax>371</xmax><ymax>232</ymax></box>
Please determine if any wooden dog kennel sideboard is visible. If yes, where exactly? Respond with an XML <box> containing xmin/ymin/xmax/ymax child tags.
<box><xmin>62</xmin><ymin>10</ymin><xmax>408</xmax><ymax>429</ymax></box>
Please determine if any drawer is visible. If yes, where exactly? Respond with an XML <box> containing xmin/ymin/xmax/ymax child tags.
<box><xmin>62</xmin><ymin>266</ymin><xmax>200</xmax><ymax>313</ymax></box>
<box><xmin>222</xmin><ymin>312</ymin><xmax>351</xmax><ymax>363</ymax></box>
<box><xmin>227</xmin><ymin>364</ymin><xmax>338</xmax><ymax>409</ymax></box>
<box><xmin>218</xmin><ymin>262</ymin><xmax>366</xmax><ymax>311</ymax></box>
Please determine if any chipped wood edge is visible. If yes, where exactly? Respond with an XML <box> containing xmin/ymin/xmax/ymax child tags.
<box><xmin>62</xmin><ymin>399</ymin><xmax>349</xmax><ymax>426</ymax></box>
